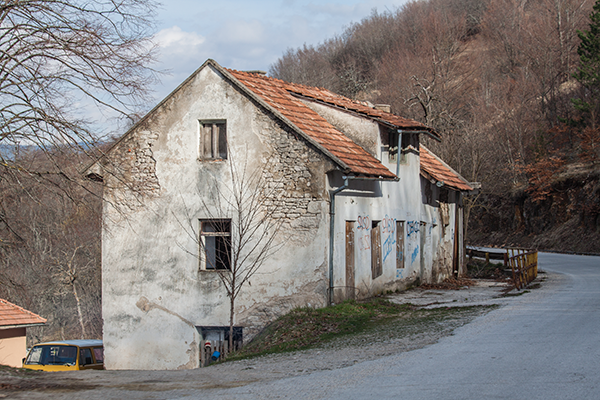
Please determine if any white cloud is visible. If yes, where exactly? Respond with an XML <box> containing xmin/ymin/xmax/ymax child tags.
<box><xmin>147</xmin><ymin>1</ymin><xmax>413</xmax><ymax>105</ymax></box>
<box><xmin>154</xmin><ymin>26</ymin><xmax>206</xmax><ymax>54</ymax></box>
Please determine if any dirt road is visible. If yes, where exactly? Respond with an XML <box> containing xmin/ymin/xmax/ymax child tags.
<box><xmin>1</xmin><ymin>279</ymin><xmax>517</xmax><ymax>399</ymax></box>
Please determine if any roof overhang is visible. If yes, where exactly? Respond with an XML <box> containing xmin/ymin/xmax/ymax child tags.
<box><xmin>0</xmin><ymin>323</ymin><xmax>46</xmax><ymax>330</ymax></box>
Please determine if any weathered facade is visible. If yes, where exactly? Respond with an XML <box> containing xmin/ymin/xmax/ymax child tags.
<box><xmin>87</xmin><ymin>59</ymin><xmax>473</xmax><ymax>370</ymax></box>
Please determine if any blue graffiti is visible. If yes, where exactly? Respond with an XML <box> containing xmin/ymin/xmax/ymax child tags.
<box><xmin>382</xmin><ymin>233</ymin><xmax>396</xmax><ymax>263</ymax></box>
<box><xmin>396</xmin><ymin>269</ymin><xmax>404</xmax><ymax>279</ymax></box>
<box><xmin>411</xmin><ymin>245</ymin><xmax>419</xmax><ymax>264</ymax></box>
<box><xmin>382</xmin><ymin>215</ymin><xmax>396</xmax><ymax>234</ymax></box>
<box><xmin>407</xmin><ymin>221</ymin><xmax>419</xmax><ymax>237</ymax></box>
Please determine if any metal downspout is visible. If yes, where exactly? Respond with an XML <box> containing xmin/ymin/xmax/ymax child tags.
<box><xmin>396</xmin><ymin>130</ymin><xmax>403</xmax><ymax>177</ymax></box>
<box><xmin>329</xmin><ymin>177</ymin><xmax>349</xmax><ymax>306</ymax></box>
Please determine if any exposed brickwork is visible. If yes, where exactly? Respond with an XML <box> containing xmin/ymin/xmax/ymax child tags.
<box><xmin>258</xmin><ymin>114</ymin><xmax>330</xmax><ymax>242</ymax></box>
<box><xmin>103</xmin><ymin>129</ymin><xmax>160</xmax><ymax>205</ymax></box>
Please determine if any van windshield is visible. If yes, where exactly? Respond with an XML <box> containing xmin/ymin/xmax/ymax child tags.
<box><xmin>26</xmin><ymin>345</ymin><xmax>77</xmax><ymax>366</ymax></box>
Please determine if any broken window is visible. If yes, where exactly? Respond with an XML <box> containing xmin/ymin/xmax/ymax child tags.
<box><xmin>396</xmin><ymin>220</ymin><xmax>405</xmax><ymax>269</ymax></box>
<box><xmin>200</xmin><ymin>121</ymin><xmax>227</xmax><ymax>160</ymax></box>
<box><xmin>371</xmin><ymin>220</ymin><xmax>383</xmax><ymax>279</ymax></box>
<box><xmin>200</xmin><ymin>219</ymin><xmax>231</xmax><ymax>270</ymax></box>
<box><xmin>389</xmin><ymin>129</ymin><xmax>399</xmax><ymax>163</ymax></box>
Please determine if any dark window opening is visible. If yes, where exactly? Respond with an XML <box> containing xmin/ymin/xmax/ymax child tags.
<box><xmin>197</xmin><ymin>326</ymin><xmax>243</xmax><ymax>367</ymax></box>
<box><xmin>200</xmin><ymin>121</ymin><xmax>227</xmax><ymax>160</ymax></box>
<box><xmin>371</xmin><ymin>220</ymin><xmax>383</xmax><ymax>279</ymax></box>
<box><xmin>389</xmin><ymin>129</ymin><xmax>399</xmax><ymax>162</ymax></box>
<box><xmin>200</xmin><ymin>219</ymin><xmax>231</xmax><ymax>270</ymax></box>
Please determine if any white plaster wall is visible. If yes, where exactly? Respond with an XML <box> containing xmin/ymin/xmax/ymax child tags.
<box><xmin>101</xmin><ymin>66</ymin><xmax>331</xmax><ymax>370</ymax></box>
<box><xmin>314</xmin><ymin>101</ymin><xmax>463</xmax><ymax>297</ymax></box>
<box><xmin>329</xmin><ymin>133</ymin><xmax>424</xmax><ymax>300</ymax></box>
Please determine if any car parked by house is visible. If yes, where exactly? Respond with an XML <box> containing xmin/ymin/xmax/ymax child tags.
<box><xmin>22</xmin><ymin>339</ymin><xmax>103</xmax><ymax>371</ymax></box>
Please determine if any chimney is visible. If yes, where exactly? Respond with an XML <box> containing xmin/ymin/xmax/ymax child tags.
<box><xmin>374</xmin><ymin>104</ymin><xmax>391</xmax><ymax>113</ymax></box>
<box><xmin>245</xmin><ymin>70</ymin><xmax>267</xmax><ymax>76</ymax></box>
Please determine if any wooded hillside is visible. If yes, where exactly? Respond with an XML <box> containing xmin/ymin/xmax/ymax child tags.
<box><xmin>271</xmin><ymin>0</ymin><xmax>600</xmax><ymax>253</ymax></box>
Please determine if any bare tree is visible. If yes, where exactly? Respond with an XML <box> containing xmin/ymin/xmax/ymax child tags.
<box><xmin>53</xmin><ymin>245</ymin><xmax>97</xmax><ymax>339</ymax></box>
<box><xmin>178</xmin><ymin>156</ymin><xmax>285</xmax><ymax>353</ymax></box>
<box><xmin>0</xmin><ymin>0</ymin><xmax>158</xmax><ymax>218</ymax></box>
<box><xmin>0</xmin><ymin>0</ymin><xmax>156</xmax><ymax>340</ymax></box>
<box><xmin>0</xmin><ymin>149</ymin><xmax>102</xmax><ymax>341</ymax></box>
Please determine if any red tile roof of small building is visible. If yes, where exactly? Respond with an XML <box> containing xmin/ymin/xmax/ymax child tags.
<box><xmin>420</xmin><ymin>146</ymin><xmax>473</xmax><ymax>191</ymax></box>
<box><xmin>0</xmin><ymin>298</ymin><xmax>46</xmax><ymax>328</ymax></box>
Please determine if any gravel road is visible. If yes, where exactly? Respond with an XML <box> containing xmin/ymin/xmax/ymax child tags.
<box><xmin>1</xmin><ymin>278</ymin><xmax>521</xmax><ymax>399</ymax></box>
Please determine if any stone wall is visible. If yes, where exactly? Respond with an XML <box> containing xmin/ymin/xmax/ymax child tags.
<box><xmin>257</xmin><ymin>113</ymin><xmax>332</xmax><ymax>244</ymax></box>
<box><xmin>93</xmin><ymin>126</ymin><xmax>160</xmax><ymax>210</ymax></box>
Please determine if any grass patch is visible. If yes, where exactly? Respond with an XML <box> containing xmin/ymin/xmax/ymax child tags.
<box><xmin>467</xmin><ymin>259</ymin><xmax>511</xmax><ymax>280</ymax></box>
<box><xmin>503</xmin><ymin>290</ymin><xmax>530</xmax><ymax>297</ymax></box>
<box><xmin>0</xmin><ymin>364</ymin><xmax>40</xmax><ymax>377</ymax></box>
<box><xmin>228</xmin><ymin>299</ymin><xmax>496</xmax><ymax>361</ymax></box>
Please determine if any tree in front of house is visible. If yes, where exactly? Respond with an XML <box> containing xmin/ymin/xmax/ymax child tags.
<box><xmin>180</xmin><ymin>156</ymin><xmax>285</xmax><ymax>354</ymax></box>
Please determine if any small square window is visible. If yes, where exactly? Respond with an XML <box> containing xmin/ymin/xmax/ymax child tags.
<box><xmin>200</xmin><ymin>219</ymin><xmax>231</xmax><ymax>270</ymax></box>
<box><xmin>200</xmin><ymin>121</ymin><xmax>227</xmax><ymax>160</ymax></box>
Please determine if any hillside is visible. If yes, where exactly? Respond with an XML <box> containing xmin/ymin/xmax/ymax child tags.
<box><xmin>270</xmin><ymin>0</ymin><xmax>600</xmax><ymax>252</ymax></box>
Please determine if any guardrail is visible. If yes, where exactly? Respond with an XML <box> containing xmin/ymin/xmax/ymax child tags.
<box><xmin>506</xmin><ymin>248</ymin><xmax>538</xmax><ymax>290</ymax></box>
<box><xmin>466</xmin><ymin>246</ymin><xmax>538</xmax><ymax>290</ymax></box>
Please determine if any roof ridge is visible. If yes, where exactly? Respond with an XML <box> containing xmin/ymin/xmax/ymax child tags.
<box><xmin>0</xmin><ymin>298</ymin><xmax>47</xmax><ymax>326</ymax></box>
<box><xmin>228</xmin><ymin>67</ymin><xmax>397</xmax><ymax>179</ymax></box>
<box><xmin>420</xmin><ymin>146</ymin><xmax>473</xmax><ymax>192</ymax></box>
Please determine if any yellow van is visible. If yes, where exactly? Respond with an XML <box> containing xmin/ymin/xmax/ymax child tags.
<box><xmin>22</xmin><ymin>339</ymin><xmax>103</xmax><ymax>371</ymax></box>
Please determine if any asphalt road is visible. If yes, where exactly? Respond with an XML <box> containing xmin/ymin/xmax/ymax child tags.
<box><xmin>209</xmin><ymin>252</ymin><xmax>600</xmax><ymax>399</ymax></box>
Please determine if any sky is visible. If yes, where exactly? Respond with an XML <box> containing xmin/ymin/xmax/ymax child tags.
<box><xmin>150</xmin><ymin>0</ymin><xmax>411</xmax><ymax>102</ymax></box>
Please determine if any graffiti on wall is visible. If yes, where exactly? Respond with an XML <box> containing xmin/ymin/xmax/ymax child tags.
<box><xmin>406</xmin><ymin>220</ymin><xmax>420</xmax><ymax>266</ymax></box>
<box><xmin>411</xmin><ymin>245</ymin><xmax>419</xmax><ymax>264</ymax></box>
<box><xmin>407</xmin><ymin>221</ymin><xmax>419</xmax><ymax>237</ymax></box>
<box><xmin>381</xmin><ymin>215</ymin><xmax>396</xmax><ymax>263</ymax></box>
<box><xmin>357</xmin><ymin>214</ymin><xmax>370</xmax><ymax>251</ymax></box>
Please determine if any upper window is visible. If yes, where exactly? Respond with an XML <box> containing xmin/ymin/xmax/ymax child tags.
<box><xmin>389</xmin><ymin>131</ymin><xmax>417</xmax><ymax>164</ymax></box>
<box><xmin>200</xmin><ymin>219</ymin><xmax>231</xmax><ymax>270</ymax></box>
<box><xmin>200</xmin><ymin>121</ymin><xmax>227</xmax><ymax>160</ymax></box>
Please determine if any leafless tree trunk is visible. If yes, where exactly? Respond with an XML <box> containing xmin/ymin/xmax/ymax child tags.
<box><xmin>178</xmin><ymin>153</ymin><xmax>285</xmax><ymax>353</ymax></box>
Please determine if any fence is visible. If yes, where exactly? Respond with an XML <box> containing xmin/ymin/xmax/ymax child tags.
<box><xmin>506</xmin><ymin>248</ymin><xmax>538</xmax><ymax>290</ymax></box>
<box><xmin>466</xmin><ymin>246</ymin><xmax>538</xmax><ymax>290</ymax></box>
<box><xmin>197</xmin><ymin>326</ymin><xmax>243</xmax><ymax>367</ymax></box>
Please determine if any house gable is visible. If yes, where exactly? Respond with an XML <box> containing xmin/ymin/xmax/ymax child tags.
<box><xmin>92</xmin><ymin>58</ymin><xmax>476</xmax><ymax>371</ymax></box>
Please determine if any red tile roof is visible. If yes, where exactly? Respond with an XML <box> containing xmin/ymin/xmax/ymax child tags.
<box><xmin>0</xmin><ymin>298</ymin><xmax>46</xmax><ymax>328</ymax></box>
<box><xmin>282</xmin><ymin>82</ymin><xmax>438</xmax><ymax>136</ymax></box>
<box><xmin>420</xmin><ymin>146</ymin><xmax>473</xmax><ymax>191</ymax></box>
<box><xmin>227</xmin><ymin>68</ymin><xmax>472</xmax><ymax>189</ymax></box>
<box><xmin>228</xmin><ymin>69</ymin><xmax>397</xmax><ymax>179</ymax></box>
<box><xmin>87</xmin><ymin>59</ymin><xmax>472</xmax><ymax>191</ymax></box>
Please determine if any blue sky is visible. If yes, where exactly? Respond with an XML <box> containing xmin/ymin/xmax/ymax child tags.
<box><xmin>151</xmin><ymin>0</ymin><xmax>410</xmax><ymax>102</ymax></box>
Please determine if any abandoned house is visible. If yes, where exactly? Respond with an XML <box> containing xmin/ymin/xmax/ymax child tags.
<box><xmin>86</xmin><ymin>59</ymin><xmax>474</xmax><ymax>370</ymax></box>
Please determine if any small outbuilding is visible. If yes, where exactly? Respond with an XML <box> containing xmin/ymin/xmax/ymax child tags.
<box><xmin>0</xmin><ymin>298</ymin><xmax>46</xmax><ymax>367</ymax></box>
